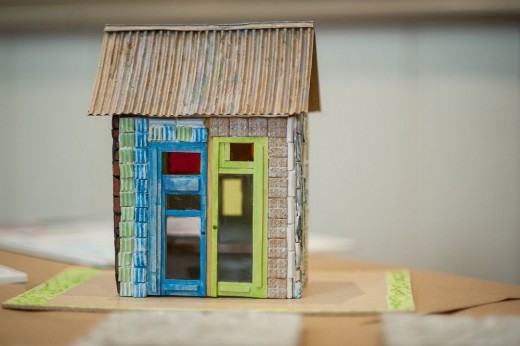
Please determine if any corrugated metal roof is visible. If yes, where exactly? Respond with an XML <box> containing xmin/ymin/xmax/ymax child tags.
<box><xmin>88</xmin><ymin>22</ymin><xmax>320</xmax><ymax>117</ymax></box>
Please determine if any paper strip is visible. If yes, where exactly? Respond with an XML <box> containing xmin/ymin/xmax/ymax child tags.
<box><xmin>4</xmin><ymin>267</ymin><xmax>98</xmax><ymax>307</ymax></box>
<box><xmin>387</xmin><ymin>270</ymin><xmax>415</xmax><ymax>312</ymax></box>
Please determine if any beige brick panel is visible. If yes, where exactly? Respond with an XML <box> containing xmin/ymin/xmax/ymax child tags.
<box><xmin>268</xmin><ymin>258</ymin><xmax>288</xmax><ymax>278</ymax></box>
<box><xmin>268</xmin><ymin>239</ymin><xmax>288</xmax><ymax>259</ymax></box>
<box><xmin>267</xmin><ymin>278</ymin><xmax>288</xmax><ymax>299</ymax></box>
<box><xmin>248</xmin><ymin>118</ymin><xmax>268</xmax><ymax>136</ymax></box>
<box><xmin>269</xmin><ymin>146</ymin><xmax>288</xmax><ymax>158</ymax></box>
<box><xmin>267</xmin><ymin>118</ymin><xmax>287</xmax><ymax>137</ymax></box>
<box><xmin>269</xmin><ymin>197</ymin><xmax>286</xmax><ymax>209</ymax></box>
<box><xmin>268</xmin><ymin>288</ymin><xmax>287</xmax><ymax>299</ymax></box>
<box><xmin>269</xmin><ymin>157</ymin><xmax>288</xmax><ymax>169</ymax></box>
<box><xmin>269</xmin><ymin>177</ymin><xmax>288</xmax><ymax>198</ymax></box>
<box><xmin>268</xmin><ymin>198</ymin><xmax>288</xmax><ymax>219</ymax></box>
<box><xmin>209</xmin><ymin>117</ymin><xmax>229</xmax><ymax>136</ymax></box>
<box><xmin>269</xmin><ymin>167</ymin><xmax>288</xmax><ymax>178</ymax></box>
<box><xmin>268</xmin><ymin>137</ymin><xmax>287</xmax><ymax>157</ymax></box>
<box><xmin>229</xmin><ymin>118</ymin><xmax>248</xmax><ymax>136</ymax></box>
<box><xmin>268</xmin><ymin>218</ymin><xmax>287</xmax><ymax>238</ymax></box>
<box><xmin>268</xmin><ymin>278</ymin><xmax>287</xmax><ymax>289</ymax></box>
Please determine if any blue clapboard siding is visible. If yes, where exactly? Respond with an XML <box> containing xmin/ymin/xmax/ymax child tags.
<box><xmin>135</xmin><ymin>117</ymin><xmax>148</xmax><ymax>133</ymax></box>
<box><xmin>133</xmin><ymin>252</ymin><xmax>147</xmax><ymax>266</ymax></box>
<box><xmin>134</xmin><ymin>164</ymin><xmax>148</xmax><ymax>179</ymax></box>
<box><xmin>135</xmin><ymin>222</ymin><xmax>147</xmax><ymax>237</ymax></box>
<box><xmin>147</xmin><ymin>119</ymin><xmax>206</xmax><ymax>144</ymax></box>
<box><xmin>192</xmin><ymin>128</ymin><xmax>208</xmax><ymax>142</ymax></box>
<box><xmin>135</xmin><ymin>237</ymin><xmax>147</xmax><ymax>252</ymax></box>
<box><xmin>135</xmin><ymin>179</ymin><xmax>148</xmax><ymax>193</ymax></box>
<box><xmin>134</xmin><ymin>283</ymin><xmax>147</xmax><ymax>297</ymax></box>
<box><xmin>134</xmin><ymin>148</ymin><xmax>148</xmax><ymax>163</ymax></box>
<box><xmin>133</xmin><ymin>267</ymin><xmax>147</xmax><ymax>283</ymax></box>
<box><xmin>164</xmin><ymin>125</ymin><xmax>176</xmax><ymax>141</ymax></box>
<box><xmin>135</xmin><ymin>133</ymin><xmax>147</xmax><ymax>147</ymax></box>
<box><xmin>131</xmin><ymin>117</ymin><xmax>150</xmax><ymax>297</ymax></box>
<box><xmin>135</xmin><ymin>192</ymin><xmax>148</xmax><ymax>208</ymax></box>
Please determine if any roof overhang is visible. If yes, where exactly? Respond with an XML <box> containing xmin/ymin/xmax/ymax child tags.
<box><xmin>88</xmin><ymin>21</ymin><xmax>320</xmax><ymax>117</ymax></box>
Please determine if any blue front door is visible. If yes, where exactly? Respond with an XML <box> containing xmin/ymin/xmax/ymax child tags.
<box><xmin>149</xmin><ymin>142</ymin><xmax>207</xmax><ymax>296</ymax></box>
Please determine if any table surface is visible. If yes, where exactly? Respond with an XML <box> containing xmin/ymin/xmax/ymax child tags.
<box><xmin>1</xmin><ymin>249</ymin><xmax>519</xmax><ymax>345</ymax></box>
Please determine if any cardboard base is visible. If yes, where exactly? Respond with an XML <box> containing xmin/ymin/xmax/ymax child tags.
<box><xmin>3</xmin><ymin>267</ymin><xmax>414</xmax><ymax>314</ymax></box>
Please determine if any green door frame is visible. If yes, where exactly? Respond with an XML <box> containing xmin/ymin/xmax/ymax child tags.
<box><xmin>210</xmin><ymin>137</ymin><xmax>267</xmax><ymax>298</ymax></box>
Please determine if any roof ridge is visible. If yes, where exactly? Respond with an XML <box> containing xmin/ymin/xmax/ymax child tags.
<box><xmin>104</xmin><ymin>21</ymin><xmax>314</xmax><ymax>32</ymax></box>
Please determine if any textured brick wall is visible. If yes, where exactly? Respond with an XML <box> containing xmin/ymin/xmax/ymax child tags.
<box><xmin>112</xmin><ymin>116</ymin><xmax>121</xmax><ymax>295</ymax></box>
<box><xmin>209</xmin><ymin>117</ymin><xmax>293</xmax><ymax>298</ymax></box>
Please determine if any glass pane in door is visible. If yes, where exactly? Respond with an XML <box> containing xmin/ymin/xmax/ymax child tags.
<box><xmin>165</xmin><ymin>216</ymin><xmax>201</xmax><ymax>280</ymax></box>
<box><xmin>166</xmin><ymin>194</ymin><xmax>201</xmax><ymax>211</ymax></box>
<box><xmin>217</xmin><ymin>174</ymin><xmax>253</xmax><ymax>283</ymax></box>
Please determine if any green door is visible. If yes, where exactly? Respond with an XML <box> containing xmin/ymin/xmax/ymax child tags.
<box><xmin>211</xmin><ymin>137</ymin><xmax>267</xmax><ymax>298</ymax></box>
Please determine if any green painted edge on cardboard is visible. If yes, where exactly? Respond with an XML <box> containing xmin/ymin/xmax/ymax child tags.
<box><xmin>387</xmin><ymin>270</ymin><xmax>415</xmax><ymax>311</ymax></box>
<box><xmin>3</xmin><ymin>267</ymin><xmax>99</xmax><ymax>307</ymax></box>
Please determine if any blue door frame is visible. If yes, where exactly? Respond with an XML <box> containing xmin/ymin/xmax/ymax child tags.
<box><xmin>148</xmin><ymin>142</ymin><xmax>207</xmax><ymax>296</ymax></box>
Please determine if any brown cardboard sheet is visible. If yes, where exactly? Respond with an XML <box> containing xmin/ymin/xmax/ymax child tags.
<box><xmin>309</xmin><ymin>255</ymin><xmax>520</xmax><ymax>315</ymax></box>
<box><xmin>3</xmin><ymin>268</ymin><xmax>411</xmax><ymax>314</ymax></box>
<box><xmin>1</xmin><ymin>250</ymin><xmax>520</xmax><ymax>346</ymax></box>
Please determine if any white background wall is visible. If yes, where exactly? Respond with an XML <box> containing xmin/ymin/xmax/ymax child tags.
<box><xmin>0</xmin><ymin>23</ymin><xmax>518</xmax><ymax>284</ymax></box>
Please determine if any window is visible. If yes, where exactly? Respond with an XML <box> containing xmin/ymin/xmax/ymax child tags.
<box><xmin>229</xmin><ymin>143</ymin><xmax>254</xmax><ymax>162</ymax></box>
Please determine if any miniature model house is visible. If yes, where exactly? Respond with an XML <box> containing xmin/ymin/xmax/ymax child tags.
<box><xmin>88</xmin><ymin>22</ymin><xmax>320</xmax><ymax>298</ymax></box>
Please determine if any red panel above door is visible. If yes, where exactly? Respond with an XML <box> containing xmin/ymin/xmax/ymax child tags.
<box><xmin>163</xmin><ymin>152</ymin><xmax>201</xmax><ymax>175</ymax></box>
